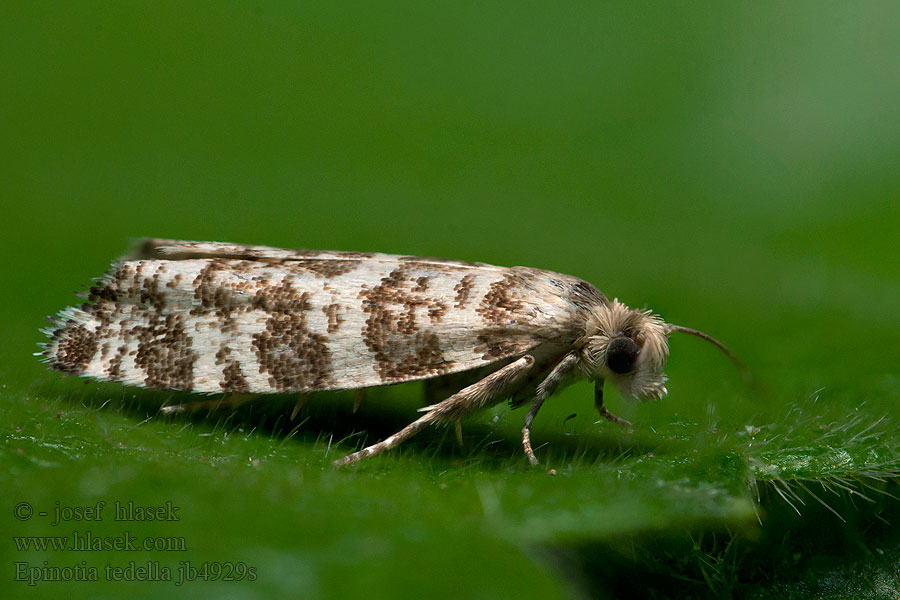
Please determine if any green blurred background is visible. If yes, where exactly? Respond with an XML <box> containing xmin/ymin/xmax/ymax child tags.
<box><xmin>2</xmin><ymin>2</ymin><xmax>899</xmax><ymax>598</ymax></box>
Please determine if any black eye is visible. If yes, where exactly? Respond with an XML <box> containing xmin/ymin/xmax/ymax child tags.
<box><xmin>607</xmin><ymin>336</ymin><xmax>639</xmax><ymax>374</ymax></box>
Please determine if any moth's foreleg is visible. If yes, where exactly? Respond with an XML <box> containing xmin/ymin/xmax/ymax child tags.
<box><xmin>333</xmin><ymin>355</ymin><xmax>535</xmax><ymax>468</ymax></box>
<box><xmin>159</xmin><ymin>394</ymin><xmax>254</xmax><ymax>415</ymax></box>
<box><xmin>522</xmin><ymin>352</ymin><xmax>579</xmax><ymax>466</ymax></box>
<box><xmin>593</xmin><ymin>380</ymin><xmax>632</xmax><ymax>428</ymax></box>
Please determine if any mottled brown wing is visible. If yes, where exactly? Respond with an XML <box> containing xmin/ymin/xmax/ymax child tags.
<box><xmin>42</xmin><ymin>240</ymin><xmax>597</xmax><ymax>394</ymax></box>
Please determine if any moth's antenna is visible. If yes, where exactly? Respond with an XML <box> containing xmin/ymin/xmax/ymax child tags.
<box><xmin>667</xmin><ymin>325</ymin><xmax>752</xmax><ymax>384</ymax></box>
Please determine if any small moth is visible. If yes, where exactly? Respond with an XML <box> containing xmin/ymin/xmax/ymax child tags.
<box><xmin>40</xmin><ymin>239</ymin><xmax>742</xmax><ymax>467</ymax></box>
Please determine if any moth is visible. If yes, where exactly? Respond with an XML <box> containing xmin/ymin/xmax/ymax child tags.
<box><xmin>40</xmin><ymin>239</ymin><xmax>742</xmax><ymax>467</ymax></box>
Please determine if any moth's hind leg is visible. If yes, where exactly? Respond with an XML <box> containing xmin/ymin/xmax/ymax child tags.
<box><xmin>159</xmin><ymin>393</ymin><xmax>255</xmax><ymax>415</ymax></box>
<box><xmin>422</xmin><ymin>364</ymin><xmax>507</xmax><ymax>447</ymax></box>
<box><xmin>352</xmin><ymin>389</ymin><xmax>365</xmax><ymax>414</ymax></box>
<box><xmin>290</xmin><ymin>394</ymin><xmax>310</xmax><ymax>420</ymax></box>
<box><xmin>422</xmin><ymin>364</ymin><xmax>501</xmax><ymax>406</ymax></box>
<box><xmin>333</xmin><ymin>355</ymin><xmax>535</xmax><ymax>468</ymax></box>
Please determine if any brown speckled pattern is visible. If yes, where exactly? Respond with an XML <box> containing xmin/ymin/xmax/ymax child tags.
<box><xmin>358</xmin><ymin>266</ymin><xmax>455</xmax><ymax>382</ymax></box>
<box><xmin>476</xmin><ymin>273</ymin><xmax>525</xmax><ymax>325</ymax></box>
<box><xmin>53</xmin><ymin>324</ymin><xmax>99</xmax><ymax>373</ymax></box>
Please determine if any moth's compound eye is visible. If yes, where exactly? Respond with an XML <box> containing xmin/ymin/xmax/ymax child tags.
<box><xmin>607</xmin><ymin>336</ymin><xmax>639</xmax><ymax>374</ymax></box>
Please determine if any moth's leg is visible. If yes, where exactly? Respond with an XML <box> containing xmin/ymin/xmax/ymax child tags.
<box><xmin>290</xmin><ymin>394</ymin><xmax>309</xmax><ymax>421</ymax></box>
<box><xmin>455</xmin><ymin>419</ymin><xmax>464</xmax><ymax>447</ymax></box>
<box><xmin>159</xmin><ymin>393</ymin><xmax>254</xmax><ymax>415</ymax></box>
<box><xmin>353</xmin><ymin>389</ymin><xmax>366</xmax><ymax>414</ymax></box>
<box><xmin>333</xmin><ymin>355</ymin><xmax>535</xmax><ymax>468</ymax></box>
<box><xmin>422</xmin><ymin>365</ymin><xmax>495</xmax><ymax>406</ymax></box>
<box><xmin>594</xmin><ymin>380</ymin><xmax>632</xmax><ymax>428</ymax></box>
<box><xmin>522</xmin><ymin>353</ymin><xmax>579</xmax><ymax>466</ymax></box>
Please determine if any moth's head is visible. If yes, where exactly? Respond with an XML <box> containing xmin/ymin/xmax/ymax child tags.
<box><xmin>581</xmin><ymin>299</ymin><xmax>670</xmax><ymax>400</ymax></box>
<box><xmin>581</xmin><ymin>300</ymin><xmax>747</xmax><ymax>401</ymax></box>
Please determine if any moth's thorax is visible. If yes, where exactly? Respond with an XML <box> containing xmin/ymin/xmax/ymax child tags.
<box><xmin>578</xmin><ymin>299</ymin><xmax>670</xmax><ymax>400</ymax></box>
